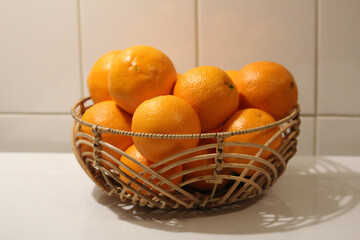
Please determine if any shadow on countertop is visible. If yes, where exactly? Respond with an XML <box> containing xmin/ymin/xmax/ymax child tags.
<box><xmin>92</xmin><ymin>157</ymin><xmax>360</xmax><ymax>234</ymax></box>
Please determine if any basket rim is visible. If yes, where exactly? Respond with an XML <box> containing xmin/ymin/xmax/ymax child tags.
<box><xmin>71</xmin><ymin>97</ymin><xmax>300</xmax><ymax>139</ymax></box>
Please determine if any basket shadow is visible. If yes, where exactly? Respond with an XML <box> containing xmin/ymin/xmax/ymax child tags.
<box><xmin>92</xmin><ymin>157</ymin><xmax>360</xmax><ymax>234</ymax></box>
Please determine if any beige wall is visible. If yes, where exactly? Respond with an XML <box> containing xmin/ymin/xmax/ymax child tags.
<box><xmin>0</xmin><ymin>0</ymin><xmax>359</xmax><ymax>155</ymax></box>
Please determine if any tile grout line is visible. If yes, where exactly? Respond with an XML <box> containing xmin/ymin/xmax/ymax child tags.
<box><xmin>315</xmin><ymin>114</ymin><xmax>360</xmax><ymax>118</ymax></box>
<box><xmin>1</xmin><ymin>111</ymin><xmax>359</xmax><ymax>117</ymax></box>
<box><xmin>299</xmin><ymin>114</ymin><xmax>360</xmax><ymax>118</ymax></box>
<box><xmin>314</xmin><ymin>0</ymin><xmax>319</xmax><ymax>156</ymax></box>
<box><xmin>194</xmin><ymin>0</ymin><xmax>199</xmax><ymax>67</ymax></box>
<box><xmin>0</xmin><ymin>112</ymin><xmax>71</xmax><ymax>116</ymax></box>
<box><xmin>77</xmin><ymin>0</ymin><xmax>85</xmax><ymax>99</ymax></box>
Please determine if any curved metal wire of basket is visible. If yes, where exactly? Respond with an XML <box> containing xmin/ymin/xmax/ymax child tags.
<box><xmin>71</xmin><ymin>97</ymin><xmax>301</xmax><ymax>209</ymax></box>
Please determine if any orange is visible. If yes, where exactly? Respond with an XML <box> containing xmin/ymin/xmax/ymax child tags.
<box><xmin>131</xmin><ymin>95</ymin><xmax>201</xmax><ymax>163</ymax></box>
<box><xmin>119</xmin><ymin>145</ymin><xmax>183</xmax><ymax>195</ymax></box>
<box><xmin>109</xmin><ymin>45</ymin><xmax>177</xmax><ymax>114</ymax></box>
<box><xmin>225</xmin><ymin>70</ymin><xmax>239</xmax><ymax>82</ymax></box>
<box><xmin>87</xmin><ymin>50</ymin><xmax>121</xmax><ymax>103</ymax></box>
<box><xmin>223</xmin><ymin>108</ymin><xmax>282</xmax><ymax>176</ymax></box>
<box><xmin>79</xmin><ymin>100</ymin><xmax>133</xmax><ymax>169</ymax></box>
<box><xmin>173</xmin><ymin>66</ymin><xmax>239</xmax><ymax>132</ymax></box>
<box><xmin>183</xmin><ymin>139</ymin><xmax>231</xmax><ymax>192</ymax></box>
<box><xmin>234</xmin><ymin>61</ymin><xmax>298</xmax><ymax>120</ymax></box>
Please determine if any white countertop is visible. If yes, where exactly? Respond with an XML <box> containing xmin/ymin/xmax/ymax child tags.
<box><xmin>0</xmin><ymin>153</ymin><xmax>359</xmax><ymax>240</ymax></box>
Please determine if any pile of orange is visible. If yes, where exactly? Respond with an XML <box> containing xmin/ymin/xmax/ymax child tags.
<box><xmin>79</xmin><ymin>45</ymin><xmax>298</xmax><ymax>194</ymax></box>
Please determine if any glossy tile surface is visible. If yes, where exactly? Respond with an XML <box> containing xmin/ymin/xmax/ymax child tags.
<box><xmin>0</xmin><ymin>0</ymin><xmax>81</xmax><ymax>113</ymax></box>
<box><xmin>297</xmin><ymin>116</ymin><xmax>315</xmax><ymax>156</ymax></box>
<box><xmin>80</xmin><ymin>0</ymin><xmax>196</xmax><ymax>96</ymax></box>
<box><xmin>318</xmin><ymin>0</ymin><xmax>360</xmax><ymax>114</ymax></box>
<box><xmin>198</xmin><ymin>0</ymin><xmax>316</xmax><ymax>115</ymax></box>
<box><xmin>317</xmin><ymin>116</ymin><xmax>360</xmax><ymax>155</ymax></box>
<box><xmin>0</xmin><ymin>114</ymin><xmax>73</xmax><ymax>152</ymax></box>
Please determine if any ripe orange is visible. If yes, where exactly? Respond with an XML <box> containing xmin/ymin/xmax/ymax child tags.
<box><xmin>79</xmin><ymin>100</ymin><xmax>133</xmax><ymax>169</ymax></box>
<box><xmin>131</xmin><ymin>95</ymin><xmax>201</xmax><ymax>163</ymax></box>
<box><xmin>173</xmin><ymin>66</ymin><xmax>239</xmax><ymax>132</ymax></box>
<box><xmin>234</xmin><ymin>61</ymin><xmax>298</xmax><ymax>120</ymax></box>
<box><xmin>225</xmin><ymin>70</ymin><xmax>239</xmax><ymax>82</ymax></box>
<box><xmin>183</xmin><ymin>139</ymin><xmax>231</xmax><ymax>192</ymax></box>
<box><xmin>119</xmin><ymin>144</ymin><xmax>183</xmax><ymax>195</ymax></box>
<box><xmin>223</xmin><ymin>108</ymin><xmax>282</xmax><ymax>176</ymax></box>
<box><xmin>109</xmin><ymin>45</ymin><xmax>177</xmax><ymax>114</ymax></box>
<box><xmin>87</xmin><ymin>50</ymin><xmax>121</xmax><ymax>103</ymax></box>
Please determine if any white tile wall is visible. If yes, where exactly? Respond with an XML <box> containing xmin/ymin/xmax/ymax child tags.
<box><xmin>1</xmin><ymin>0</ymin><xmax>359</xmax><ymax>156</ymax></box>
<box><xmin>0</xmin><ymin>114</ymin><xmax>73</xmax><ymax>152</ymax></box>
<box><xmin>0</xmin><ymin>0</ymin><xmax>81</xmax><ymax>113</ymax></box>
<box><xmin>317</xmin><ymin>117</ymin><xmax>360</xmax><ymax>155</ymax></box>
<box><xmin>318</xmin><ymin>0</ymin><xmax>360</xmax><ymax>115</ymax></box>
<box><xmin>297</xmin><ymin>117</ymin><xmax>315</xmax><ymax>156</ymax></box>
<box><xmin>80</xmin><ymin>0</ymin><xmax>196</xmax><ymax>96</ymax></box>
<box><xmin>198</xmin><ymin>0</ymin><xmax>316</xmax><ymax>116</ymax></box>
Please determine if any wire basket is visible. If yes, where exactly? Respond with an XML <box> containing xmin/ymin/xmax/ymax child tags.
<box><xmin>71</xmin><ymin>97</ymin><xmax>300</xmax><ymax>209</ymax></box>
